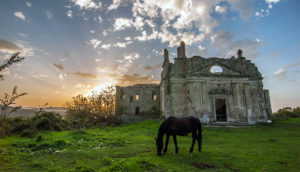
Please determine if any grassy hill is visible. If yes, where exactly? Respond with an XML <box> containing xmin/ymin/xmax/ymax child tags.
<box><xmin>0</xmin><ymin>118</ymin><xmax>300</xmax><ymax>171</ymax></box>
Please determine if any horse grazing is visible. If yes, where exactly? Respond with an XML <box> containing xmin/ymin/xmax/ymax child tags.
<box><xmin>155</xmin><ymin>116</ymin><xmax>202</xmax><ymax>156</ymax></box>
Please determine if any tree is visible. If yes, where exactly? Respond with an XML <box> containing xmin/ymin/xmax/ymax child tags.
<box><xmin>0</xmin><ymin>52</ymin><xmax>24</xmax><ymax>80</ymax></box>
<box><xmin>88</xmin><ymin>85</ymin><xmax>115</xmax><ymax>119</ymax></box>
<box><xmin>65</xmin><ymin>85</ymin><xmax>116</xmax><ymax>129</ymax></box>
<box><xmin>0</xmin><ymin>86</ymin><xmax>27</xmax><ymax>118</ymax></box>
<box><xmin>0</xmin><ymin>53</ymin><xmax>26</xmax><ymax>118</ymax></box>
<box><xmin>0</xmin><ymin>53</ymin><xmax>26</xmax><ymax>136</ymax></box>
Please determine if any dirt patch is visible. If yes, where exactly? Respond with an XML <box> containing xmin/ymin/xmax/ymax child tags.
<box><xmin>192</xmin><ymin>162</ymin><xmax>216</xmax><ymax>169</ymax></box>
<box><xmin>268</xmin><ymin>139</ymin><xmax>277</xmax><ymax>142</ymax></box>
<box><xmin>224</xmin><ymin>163</ymin><xmax>240</xmax><ymax>172</ymax></box>
<box><xmin>277</xmin><ymin>161</ymin><xmax>287</xmax><ymax>165</ymax></box>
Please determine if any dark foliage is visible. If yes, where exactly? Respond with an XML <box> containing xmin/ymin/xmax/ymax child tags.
<box><xmin>0</xmin><ymin>111</ymin><xmax>70</xmax><ymax>138</ymax></box>
<box><xmin>272</xmin><ymin>107</ymin><xmax>300</xmax><ymax>119</ymax></box>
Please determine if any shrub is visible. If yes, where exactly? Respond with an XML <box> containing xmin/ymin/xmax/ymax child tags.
<box><xmin>146</xmin><ymin>106</ymin><xmax>160</xmax><ymax>116</ymax></box>
<box><xmin>30</xmin><ymin>111</ymin><xmax>69</xmax><ymax>131</ymax></box>
<box><xmin>105</xmin><ymin>115</ymin><xmax>122</xmax><ymax>126</ymax></box>
<box><xmin>273</xmin><ymin>106</ymin><xmax>300</xmax><ymax>119</ymax></box>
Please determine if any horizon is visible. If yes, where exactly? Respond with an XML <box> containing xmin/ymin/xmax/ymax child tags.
<box><xmin>1</xmin><ymin>0</ymin><xmax>300</xmax><ymax>112</ymax></box>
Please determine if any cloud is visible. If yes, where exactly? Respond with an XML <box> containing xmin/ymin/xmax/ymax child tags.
<box><xmin>15</xmin><ymin>40</ymin><xmax>35</xmax><ymax>57</ymax></box>
<box><xmin>210</xmin><ymin>31</ymin><xmax>264</xmax><ymax>59</ymax></box>
<box><xmin>89</xmin><ymin>30</ymin><xmax>95</xmax><ymax>34</ymax></box>
<box><xmin>274</xmin><ymin>60</ymin><xmax>300</xmax><ymax>81</ymax></box>
<box><xmin>102</xmin><ymin>30</ymin><xmax>108</xmax><ymax>36</ymax></box>
<box><xmin>101</xmin><ymin>44</ymin><xmax>111</xmax><ymax>49</ymax></box>
<box><xmin>98</xmin><ymin>16</ymin><xmax>103</xmax><ymax>23</ymax></box>
<box><xmin>71</xmin><ymin>0</ymin><xmax>102</xmax><ymax>10</ymax></box>
<box><xmin>26</xmin><ymin>2</ymin><xmax>32</xmax><ymax>7</ymax></box>
<box><xmin>113</xmin><ymin>18</ymin><xmax>133</xmax><ymax>31</ymax></box>
<box><xmin>124</xmin><ymin>53</ymin><xmax>139</xmax><ymax>62</ymax></box>
<box><xmin>144</xmin><ymin>63</ymin><xmax>162</xmax><ymax>71</ymax></box>
<box><xmin>265</xmin><ymin>0</ymin><xmax>280</xmax><ymax>4</ymax></box>
<box><xmin>18</xmin><ymin>33</ymin><xmax>27</xmax><ymax>37</ymax></box>
<box><xmin>52</xmin><ymin>63</ymin><xmax>64</xmax><ymax>71</ymax></box>
<box><xmin>0</xmin><ymin>39</ymin><xmax>22</xmax><ymax>54</ymax></box>
<box><xmin>114</xmin><ymin>42</ymin><xmax>126</xmax><ymax>48</ymax></box>
<box><xmin>67</xmin><ymin>10</ymin><xmax>73</xmax><ymax>18</ymax></box>
<box><xmin>89</xmin><ymin>39</ymin><xmax>101</xmax><ymax>48</ymax></box>
<box><xmin>215</xmin><ymin>5</ymin><xmax>227</xmax><ymax>14</ymax></box>
<box><xmin>14</xmin><ymin>11</ymin><xmax>26</xmax><ymax>20</ymax></box>
<box><xmin>73</xmin><ymin>71</ymin><xmax>97</xmax><ymax>79</ymax></box>
<box><xmin>108</xmin><ymin>0</ymin><xmax>122</xmax><ymax>11</ymax></box>
<box><xmin>110</xmin><ymin>73</ymin><xmax>159</xmax><ymax>86</ymax></box>
<box><xmin>46</xmin><ymin>11</ymin><xmax>53</xmax><ymax>19</ymax></box>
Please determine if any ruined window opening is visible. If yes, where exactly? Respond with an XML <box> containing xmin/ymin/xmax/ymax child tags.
<box><xmin>152</xmin><ymin>91</ymin><xmax>157</xmax><ymax>100</ymax></box>
<box><xmin>152</xmin><ymin>94</ymin><xmax>157</xmax><ymax>100</ymax></box>
<box><xmin>215</xmin><ymin>98</ymin><xmax>227</xmax><ymax>122</ymax></box>
<box><xmin>135</xmin><ymin>106</ymin><xmax>140</xmax><ymax>116</ymax></box>
<box><xmin>130</xmin><ymin>96</ymin><xmax>133</xmax><ymax>102</ymax></box>
<box><xmin>136</xmin><ymin>94</ymin><xmax>140</xmax><ymax>100</ymax></box>
<box><xmin>210</xmin><ymin>65</ymin><xmax>223</xmax><ymax>73</ymax></box>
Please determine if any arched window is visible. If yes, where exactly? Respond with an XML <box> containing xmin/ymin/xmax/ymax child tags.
<box><xmin>210</xmin><ymin>65</ymin><xmax>223</xmax><ymax>73</ymax></box>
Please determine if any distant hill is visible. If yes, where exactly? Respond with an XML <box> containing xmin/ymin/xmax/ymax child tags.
<box><xmin>3</xmin><ymin>107</ymin><xmax>66</xmax><ymax>118</ymax></box>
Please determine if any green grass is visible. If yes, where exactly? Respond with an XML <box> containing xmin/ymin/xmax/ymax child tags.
<box><xmin>0</xmin><ymin>118</ymin><xmax>300</xmax><ymax>172</ymax></box>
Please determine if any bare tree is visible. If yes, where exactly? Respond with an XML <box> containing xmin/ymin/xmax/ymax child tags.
<box><xmin>0</xmin><ymin>86</ymin><xmax>27</xmax><ymax>118</ymax></box>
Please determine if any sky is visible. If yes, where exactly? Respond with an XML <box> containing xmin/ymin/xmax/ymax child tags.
<box><xmin>0</xmin><ymin>0</ymin><xmax>299</xmax><ymax>111</ymax></box>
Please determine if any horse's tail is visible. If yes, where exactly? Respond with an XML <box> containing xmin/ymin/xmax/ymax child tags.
<box><xmin>197</xmin><ymin>121</ymin><xmax>202</xmax><ymax>151</ymax></box>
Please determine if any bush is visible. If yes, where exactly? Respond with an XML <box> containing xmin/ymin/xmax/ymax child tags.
<box><xmin>30</xmin><ymin>111</ymin><xmax>69</xmax><ymax>131</ymax></box>
<box><xmin>273</xmin><ymin>107</ymin><xmax>300</xmax><ymax>119</ymax></box>
<box><xmin>146</xmin><ymin>106</ymin><xmax>160</xmax><ymax>116</ymax></box>
<box><xmin>0</xmin><ymin>116</ymin><xmax>29</xmax><ymax>138</ymax></box>
<box><xmin>105</xmin><ymin>115</ymin><xmax>122</xmax><ymax>126</ymax></box>
<box><xmin>65</xmin><ymin>109</ymin><xmax>101</xmax><ymax>129</ymax></box>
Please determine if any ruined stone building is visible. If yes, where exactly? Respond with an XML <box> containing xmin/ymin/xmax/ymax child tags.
<box><xmin>115</xmin><ymin>41</ymin><xmax>272</xmax><ymax>124</ymax></box>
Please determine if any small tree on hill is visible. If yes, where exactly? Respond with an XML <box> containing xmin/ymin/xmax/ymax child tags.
<box><xmin>0</xmin><ymin>53</ymin><xmax>27</xmax><ymax>118</ymax></box>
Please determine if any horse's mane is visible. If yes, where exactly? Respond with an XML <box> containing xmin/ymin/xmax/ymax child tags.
<box><xmin>157</xmin><ymin>121</ymin><xmax>166</xmax><ymax>141</ymax></box>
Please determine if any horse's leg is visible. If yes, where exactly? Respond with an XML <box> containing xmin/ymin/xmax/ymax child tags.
<box><xmin>163</xmin><ymin>134</ymin><xmax>169</xmax><ymax>153</ymax></box>
<box><xmin>197</xmin><ymin>124</ymin><xmax>202</xmax><ymax>152</ymax></box>
<box><xmin>173</xmin><ymin>135</ymin><xmax>178</xmax><ymax>154</ymax></box>
<box><xmin>189</xmin><ymin>130</ymin><xmax>196</xmax><ymax>153</ymax></box>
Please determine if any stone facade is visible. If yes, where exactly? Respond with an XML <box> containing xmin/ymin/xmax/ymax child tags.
<box><xmin>115</xmin><ymin>84</ymin><xmax>160</xmax><ymax>116</ymax></box>
<box><xmin>116</xmin><ymin>41</ymin><xmax>272</xmax><ymax>124</ymax></box>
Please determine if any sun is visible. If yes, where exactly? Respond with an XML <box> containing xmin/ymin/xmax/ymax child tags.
<box><xmin>84</xmin><ymin>81</ymin><xmax>116</xmax><ymax>97</ymax></box>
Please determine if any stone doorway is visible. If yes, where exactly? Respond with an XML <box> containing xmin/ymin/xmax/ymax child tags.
<box><xmin>135</xmin><ymin>106</ymin><xmax>140</xmax><ymax>116</ymax></box>
<box><xmin>215</xmin><ymin>99</ymin><xmax>227</xmax><ymax>122</ymax></box>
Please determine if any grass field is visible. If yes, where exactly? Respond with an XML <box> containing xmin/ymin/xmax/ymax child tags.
<box><xmin>0</xmin><ymin>118</ymin><xmax>300</xmax><ymax>172</ymax></box>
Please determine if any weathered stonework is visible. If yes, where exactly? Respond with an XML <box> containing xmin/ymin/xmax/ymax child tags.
<box><xmin>116</xmin><ymin>41</ymin><xmax>272</xmax><ymax>124</ymax></box>
<box><xmin>115</xmin><ymin>84</ymin><xmax>160</xmax><ymax>116</ymax></box>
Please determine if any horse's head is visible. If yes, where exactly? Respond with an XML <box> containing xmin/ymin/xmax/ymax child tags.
<box><xmin>155</xmin><ymin>138</ymin><xmax>163</xmax><ymax>156</ymax></box>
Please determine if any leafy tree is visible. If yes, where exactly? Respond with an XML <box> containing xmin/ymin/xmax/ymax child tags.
<box><xmin>88</xmin><ymin>85</ymin><xmax>115</xmax><ymax>119</ymax></box>
<box><xmin>65</xmin><ymin>85</ymin><xmax>116</xmax><ymax>129</ymax></box>
<box><xmin>273</xmin><ymin>106</ymin><xmax>300</xmax><ymax>118</ymax></box>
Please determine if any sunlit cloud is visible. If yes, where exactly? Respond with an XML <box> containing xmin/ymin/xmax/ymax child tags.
<box><xmin>0</xmin><ymin>39</ymin><xmax>22</xmax><ymax>54</ymax></box>
<box><xmin>14</xmin><ymin>11</ymin><xmax>26</xmax><ymax>20</ymax></box>
<box><xmin>73</xmin><ymin>71</ymin><xmax>97</xmax><ymax>79</ymax></box>
<box><xmin>52</xmin><ymin>63</ymin><xmax>64</xmax><ymax>71</ymax></box>
<box><xmin>71</xmin><ymin>0</ymin><xmax>102</xmax><ymax>10</ymax></box>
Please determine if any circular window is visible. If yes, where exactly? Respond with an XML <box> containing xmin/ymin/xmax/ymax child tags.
<box><xmin>210</xmin><ymin>65</ymin><xmax>223</xmax><ymax>73</ymax></box>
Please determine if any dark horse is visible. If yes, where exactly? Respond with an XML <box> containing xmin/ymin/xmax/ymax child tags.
<box><xmin>155</xmin><ymin>116</ymin><xmax>202</xmax><ymax>156</ymax></box>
